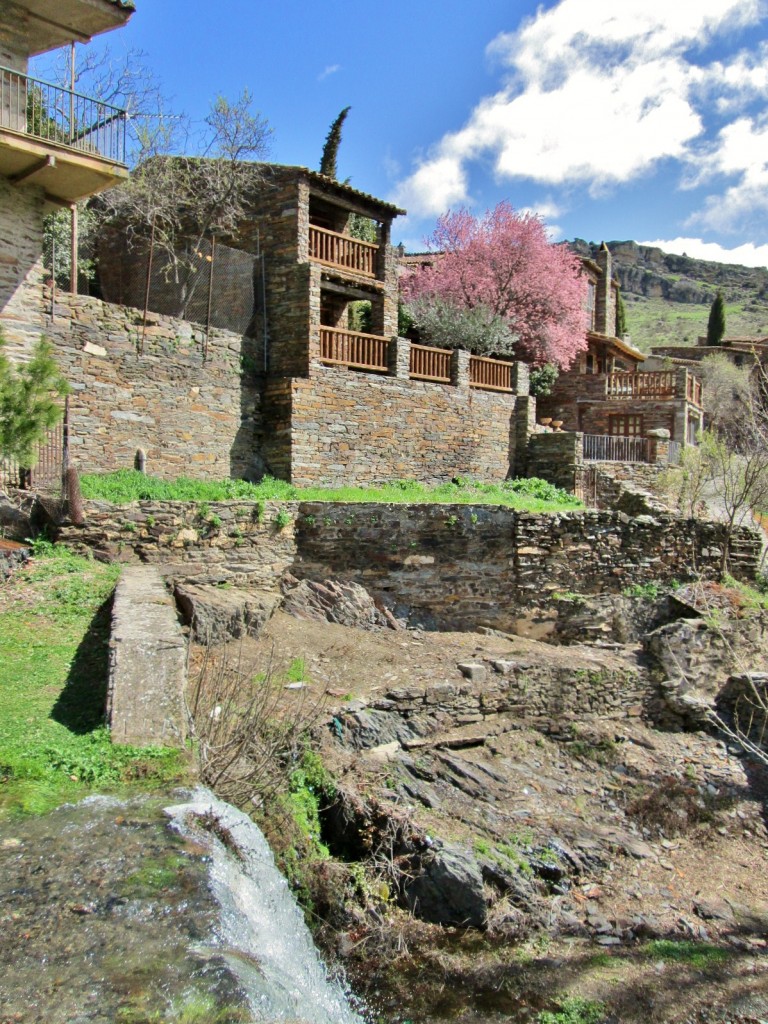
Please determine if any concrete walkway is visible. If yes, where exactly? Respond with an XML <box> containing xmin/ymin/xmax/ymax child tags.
<box><xmin>108</xmin><ymin>565</ymin><xmax>187</xmax><ymax>747</ymax></box>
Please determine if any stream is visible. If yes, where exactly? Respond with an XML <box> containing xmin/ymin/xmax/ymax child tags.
<box><xmin>0</xmin><ymin>789</ymin><xmax>366</xmax><ymax>1024</ymax></box>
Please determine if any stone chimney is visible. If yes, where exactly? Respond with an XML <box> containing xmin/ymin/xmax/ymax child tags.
<box><xmin>595</xmin><ymin>242</ymin><xmax>616</xmax><ymax>337</ymax></box>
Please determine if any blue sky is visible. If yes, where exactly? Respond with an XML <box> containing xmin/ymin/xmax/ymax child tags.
<box><xmin>35</xmin><ymin>0</ymin><xmax>768</xmax><ymax>266</ymax></box>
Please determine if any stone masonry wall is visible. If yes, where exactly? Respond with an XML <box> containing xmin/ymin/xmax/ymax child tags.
<box><xmin>44</xmin><ymin>293</ymin><xmax>261</xmax><ymax>480</ymax></box>
<box><xmin>0</xmin><ymin>177</ymin><xmax>46</xmax><ymax>357</ymax></box>
<box><xmin>54</xmin><ymin>501</ymin><xmax>761</xmax><ymax>631</ymax></box>
<box><xmin>271</xmin><ymin>366</ymin><xmax>522</xmax><ymax>486</ymax></box>
<box><xmin>0</xmin><ymin>0</ymin><xmax>30</xmax><ymax>72</ymax></box>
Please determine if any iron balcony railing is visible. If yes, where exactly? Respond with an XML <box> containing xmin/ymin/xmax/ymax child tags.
<box><xmin>0</xmin><ymin>66</ymin><xmax>127</xmax><ymax>164</ymax></box>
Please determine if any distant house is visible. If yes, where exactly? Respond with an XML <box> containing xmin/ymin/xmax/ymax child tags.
<box><xmin>537</xmin><ymin>244</ymin><xmax>705</xmax><ymax>451</ymax></box>
<box><xmin>0</xmin><ymin>0</ymin><xmax>133</xmax><ymax>356</ymax></box>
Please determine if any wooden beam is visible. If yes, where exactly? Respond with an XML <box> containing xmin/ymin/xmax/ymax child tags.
<box><xmin>320</xmin><ymin>277</ymin><xmax>381</xmax><ymax>301</ymax></box>
<box><xmin>10</xmin><ymin>154</ymin><xmax>55</xmax><ymax>184</ymax></box>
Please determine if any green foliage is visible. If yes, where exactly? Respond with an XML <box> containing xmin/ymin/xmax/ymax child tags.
<box><xmin>79</xmin><ymin>471</ymin><xmax>583</xmax><ymax>513</ymax></box>
<box><xmin>642</xmin><ymin>939</ymin><xmax>730</xmax><ymax>967</ymax></box>
<box><xmin>121</xmin><ymin>854</ymin><xmax>188</xmax><ymax>898</ymax></box>
<box><xmin>0</xmin><ymin>334</ymin><xmax>69</xmax><ymax>471</ymax></box>
<box><xmin>319</xmin><ymin>105</ymin><xmax>351</xmax><ymax>179</ymax></box>
<box><xmin>707</xmin><ymin>290</ymin><xmax>726</xmax><ymax>345</ymax></box>
<box><xmin>615</xmin><ymin>290</ymin><xmax>627</xmax><ymax>337</ymax></box>
<box><xmin>536</xmin><ymin>997</ymin><xmax>606</xmax><ymax>1024</ymax></box>
<box><xmin>274</xmin><ymin>507</ymin><xmax>292</xmax><ymax>530</ymax></box>
<box><xmin>529</xmin><ymin>363</ymin><xmax>559</xmax><ymax>397</ymax></box>
<box><xmin>405</xmin><ymin>294</ymin><xmax>519</xmax><ymax>355</ymax></box>
<box><xmin>0</xmin><ymin>544</ymin><xmax>185</xmax><ymax>818</ymax></box>
<box><xmin>43</xmin><ymin>207</ymin><xmax>97</xmax><ymax>289</ymax></box>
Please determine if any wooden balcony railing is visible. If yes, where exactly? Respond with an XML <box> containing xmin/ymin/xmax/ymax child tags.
<box><xmin>604</xmin><ymin>370</ymin><xmax>703</xmax><ymax>408</ymax></box>
<box><xmin>410</xmin><ymin>343</ymin><xmax>451</xmax><ymax>383</ymax></box>
<box><xmin>319</xmin><ymin>327</ymin><xmax>388</xmax><ymax>371</ymax></box>
<box><xmin>309</xmin><ymin>226</ymin><xmax>378</xmax><ymax>278</ymax></box>
<box><xmin>686</xmin><ymin>374</ymin><xmax>703</xmax><ymax>407</ymax></box>
<box><xmin>583</xmin><ymin>434</ymin><xmax>649</xmax><ymax>463</ymax></box>
<box><xmin>469</xmin><ymin>355</ymin><xmax>513</xmax><ymax>392</ymax></box>
<box><xmin>605</xmin><ymin>371</ymin><xmax>676</xmax><ymax>399</ymax></box>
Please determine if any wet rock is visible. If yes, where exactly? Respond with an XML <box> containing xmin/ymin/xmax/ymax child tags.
<box><xmin>404</xmin><ymin>843</ymin><xmax>487</xmax><ymax>928</ymax></box>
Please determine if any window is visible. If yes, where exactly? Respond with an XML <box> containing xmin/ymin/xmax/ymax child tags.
<box><xmin>609</xmin><ymin>414</ymin><xmax>643</xmax><ymax>437</ymax></box>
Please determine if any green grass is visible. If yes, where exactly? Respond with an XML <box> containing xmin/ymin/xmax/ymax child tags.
<box><xmin>536</xmin><ymin>996</ymin><xmax>606</xmax><ymax>1024</ymax></box>
<box><xmin>624</xmin><ymin>294</ymin><xmax>768</xmax><ymax>352</ymax></box>
<box><xmin>642</xmin><ymin>939</ymin><xmax>731</xmax><ymax>968</ymax></box>
<box><xmin>80</xmin><ymin>470</ymin><xmax>583</xmax><ymax>513</ymax></box>
<box><xmin>0</xmin><ymin>543</ymin><xmax>186</xmax><ymax>818</ymax></box>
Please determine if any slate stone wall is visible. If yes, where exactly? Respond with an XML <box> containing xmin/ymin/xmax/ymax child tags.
<box><xmin>271</xmin><ymin>366</ymin><xmax>524</xmax><ymax>486</ymax></box>
<box><xmin>0</xmin><ymin>176</ymin><xmax>46</xmax><ymax>357</ymax></box>
<box><xmin>44</xmin><ymin>293</ymin><xmax>261</xmax><ymax>480</ymax></box>
<box><xmin>55</xmin><ymin>501</ymin><xmax>761</xmax><ymax>631</ymax></box>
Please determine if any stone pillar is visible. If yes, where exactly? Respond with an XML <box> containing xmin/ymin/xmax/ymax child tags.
<box><xmin>647</xmin><ymin>427</ymin><xmax>671</xmax><ymax>464</ymax></box>
<box><xmin>512</xmin><ymin>395</ymin><xmax>537</xmax><ymax>476</ymax></box>
<box><xmin>511</xmin><ymin>361</ymin><xmax>530</xmax><ymax>396</ymax></box>
<box><xmin>451</xmin><ymin>348</ymin><xmax>470</xmax><ymax>390</ymax></box>
<box><xmin>388</xmin><ymin>336</ymin><xmax>410</xmax><ymax>378</ymax></box>
<box><xmin>595</xmin><ymin>243</ymin><xmax>616</xmax><ymax>337</ymax></box>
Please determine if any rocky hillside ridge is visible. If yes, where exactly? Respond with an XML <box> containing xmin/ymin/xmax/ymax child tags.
<box><xmin>570</xmin><ymin>239</ymin><xmax>768</xmax><ymax>351</ymax></box>
<box><xmin>571</xmin><ymin>239</ymin><xmax>768</xmax><ymax>309</ymax></box>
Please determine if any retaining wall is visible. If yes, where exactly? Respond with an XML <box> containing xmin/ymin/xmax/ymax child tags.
<box><xmin>55</xmin><ymin>500</ymin><xmax>762</xmax><ymax>632</ymax></box>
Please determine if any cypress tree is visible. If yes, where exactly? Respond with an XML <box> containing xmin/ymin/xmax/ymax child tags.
<box><xmin>615</xmin><ymin>291</ymin><xmax>627</xmax><ymax>337</ymax></box>
<box><xmin>319</xmin><ymin>106</ymin><xmax>351</xmax><ymax>180</ymax></box>
<box><xmin>707</xmin><ymin>291</ymin><xmax>726</xmax><ymax>346</ymax></box>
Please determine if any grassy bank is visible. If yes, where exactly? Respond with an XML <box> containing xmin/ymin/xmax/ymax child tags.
<box><xmin>0</xmin><ymin>542</ymin><xmax>186</xmax><ymax>818</ymax></box>
<box><xmin>80</xmin><ymin>471</ymin><xmax>583</xmax><ymax>513</ymax></box>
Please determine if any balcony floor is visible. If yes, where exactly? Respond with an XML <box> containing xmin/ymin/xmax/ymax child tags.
<box><xmin>0</xmin><ymin>129</ymin><xmax>128</xmax><ymax>202</ymax></box>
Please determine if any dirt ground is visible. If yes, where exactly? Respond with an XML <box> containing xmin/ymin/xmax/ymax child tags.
<box><xmin>204</xmin><ymin>611</ymin><xmax>768</xmax><ymax>1024</ymax></box>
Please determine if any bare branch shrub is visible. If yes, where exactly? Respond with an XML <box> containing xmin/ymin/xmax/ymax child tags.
<box><xmin>186</xmin><ymin>641</ymin><xmax>326</xmax><ymax>809</ymax></box>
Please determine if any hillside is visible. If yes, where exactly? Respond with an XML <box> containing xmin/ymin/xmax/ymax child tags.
<box><xmin>571</xmin><ymin>240</ymin><xmax>768</xmax><ymax>353</ymax></box>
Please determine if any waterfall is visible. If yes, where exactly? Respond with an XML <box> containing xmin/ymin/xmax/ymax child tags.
<box><xmin>165</xmin><ymin>789</ymin><xmax>365</xmax><ymax>1024</ymax></box>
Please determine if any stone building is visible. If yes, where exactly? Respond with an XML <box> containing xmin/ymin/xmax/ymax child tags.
<box><xmin>87</xmin><ymin>162</ymin><xmax>535</xmax><ymax>486</ymax></box>
<box><xmin>0</xmin><ymin>0</ymin><xmax>133</xmax><ymax>357</ymax></box>
<box><xmin>538</xmin><ymin>243</ymin><xmax>705</xmax><ymax>450</ymax></box>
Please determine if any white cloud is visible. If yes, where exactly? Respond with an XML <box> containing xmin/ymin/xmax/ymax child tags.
<box><xmin>393</xmin><ymin>0</ymin><xmax>766</xmax><ymax>219</ymax></box>
<box><xmin>318</xmin><ymin>64</ymin><xmax>341</xmax><ymax>82</ymax></box>
<box><xmin>685</xmin><ymin>116</ymin><xmax>768</xmax><ymax>232</ymax></box>
<box><xmin>639</xmin><ymin>236</ymin><xmax>768</xmax><ymax>267</ymax></box>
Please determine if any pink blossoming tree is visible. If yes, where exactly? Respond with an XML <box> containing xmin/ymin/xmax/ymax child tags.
<box><xmin>402</xmin><ymin>202</ymin><xmax>588</xmax><ymax>370</ymax></box>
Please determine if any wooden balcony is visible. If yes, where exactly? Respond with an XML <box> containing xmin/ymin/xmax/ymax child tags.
<box><xmin>0</xmin><ymin>66</ymin><xmax>128</xmax><ymax>201</ymax></box>
<box><xmin>469</xmin><ymin>355</ymin><xmax>514</xmax><ymax>393</ymax></box>
<box><xmin>319</xmin><ymin>326</ymin><xmax>388</xmax><ymax>372</ymax></box>
<box><xmin>309</xmin><ymin>225</ymin><xmax>378</xmax><ymax>278</ymax></box>
<box><xmin>604</xmin><ymin>370</ymin><xmax>702</xmax><ymax>408</ymax></box>
<box><xmin>410</xmin><ymin>343</ymin><xmax>451</xmax><ymax>383</ymax></box>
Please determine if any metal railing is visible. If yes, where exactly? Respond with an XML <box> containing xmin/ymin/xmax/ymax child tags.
<box><xmin>469</xmin><ymin>354</ymin><xmax>514</xmax><ymax>392</ymax></box>
<box><xmin>0</xmin><ymin>401</ymin><xmax>68</xmax><ymax>492</ymax></box>
<box><xmin>308</xmin><ymin>225</ymin><xmax>378</xmax><ymax>278</ymax></box>
<box><xmin>0</xmin><ymin>66</ymin><xmax>126</xmax><ymax>164</ymax></box>
<box><xmin>319</xmin><ymin>327</ymin><xmax>388</xmax><ymax>371</ymax></box>
<box><xmin>410</xmin><ymin>343</ymin><xmax>451</xmax><ymax>383</ymax></box>
<box><xmin>583</xmin><ymin>433</ymin><xmax>649</xmax><ymax>463</ymax></box>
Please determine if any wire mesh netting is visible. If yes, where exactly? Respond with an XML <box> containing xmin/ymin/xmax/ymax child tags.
<box><xmin>44</xmin><ymin>215</ymin><xmax>260</xmax><ymax>338</ymax></box>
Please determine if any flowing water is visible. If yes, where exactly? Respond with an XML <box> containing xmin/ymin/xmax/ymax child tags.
<box><xmin>0</xmin><ymin>789</ymin><xmax>365</xmax><ymax>1024</ymax></box>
